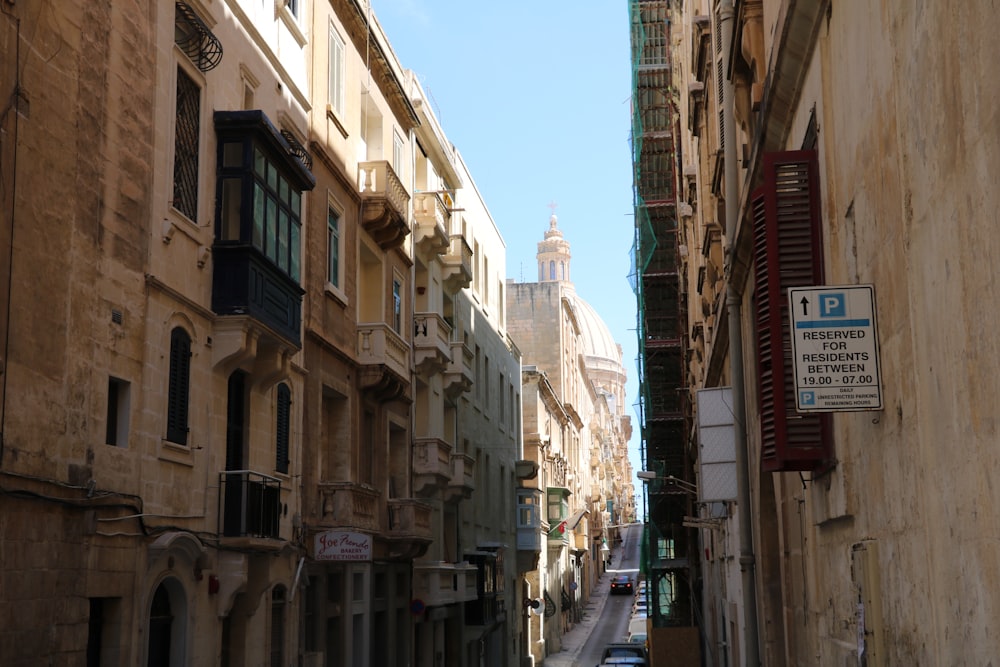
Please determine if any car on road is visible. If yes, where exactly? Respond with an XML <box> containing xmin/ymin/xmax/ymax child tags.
<box><xmin>596</xmin><ymin>658</ymin><xmax>647</xmax><ymax>667</ymax></box>
<box><xmin>600</xmin><ymin>642</ymin><xmax>648</xmax><ymax>662</ymax></box>
<box><xmin>632</xmin><ymin>598</ymin><xmax>649</xmax><ymax>616</ymax></box>
<box><xmin>610</xmin><ymin>575</ymin><xmax>633</xmax><ymax>595</ymax></box>
<box><xmin>626</xmin><ymin>617</ymin><xmax>647</xmax><ymax>641</ymax></box>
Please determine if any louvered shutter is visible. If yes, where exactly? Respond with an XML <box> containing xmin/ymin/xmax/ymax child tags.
<box><xmin>752</xmin><ymin>150</ymin><xmax>832</xmax><ymax>472</ymax></box>
<box><xmin>276</xmin><ymin>383</ymin><xmax>291</xmax><ymax>474</ymax></box>
<box><xmin>166</xmin><ymin>327</ymin><xmax>191</xmax><ymax>445</ymax></box>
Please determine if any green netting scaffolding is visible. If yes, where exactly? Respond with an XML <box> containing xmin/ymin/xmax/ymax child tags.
<box><xmin>628</xmin><ymin>0</ymin><xmax>697</xmax><ymax>632</ymax></box>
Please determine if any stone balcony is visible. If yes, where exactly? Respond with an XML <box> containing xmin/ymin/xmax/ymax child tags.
<box><xmin>446</xmin><ymin>452</ymin><xmax>475</xmax><ymax>501</ymax></box>
<box><xmin>413</xmin><ymin>312</ymin><xmax>451</xmax><ymax>376</ymax></box>
<box><xmin>412</xmin><ymin>560</ymin><xmax>479</xmax><ymax>608</ymax></box>
<box><xmin>413</xmin><ymin>437</ymin><xmax>453</xmax><ymax>496</ymax></box>
<box><xmin>317</xmin><ymin>482</ymin><xmax>380</xmax><ymax>533</ymax></box>
<box><xmin>412</xmin><ymin>191</ymin><xmax>450</xmax><ymax>257</ymax></box>
<box><xmin>358</xmin><ymin>160</ymin><xmax>409</xmax><ymax>250</ymax></box>
<box><xmin>357</xmin><ymin>323</ymin><xmax>409</xmax><ymax>401</ymax></box>
<box><xmin>386</xmin><ymin>498</ymin><xmax>434</xmax><ymax>560</ymax></box>
<box><xmin>441</xmin><ymin>232</ymin><xmax>473</xmax><ymax>294</ymax></box>
<box><xmin>444</xmin><ymin>338</ymin><xmax>474</xmax><ymax>398</ymax></box>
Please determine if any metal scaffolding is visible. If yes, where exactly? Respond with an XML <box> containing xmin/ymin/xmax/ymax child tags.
<box><xmin>629</xmin><ymin>0</ymin><xmax>698</xmax><ymax>631</ymax></box>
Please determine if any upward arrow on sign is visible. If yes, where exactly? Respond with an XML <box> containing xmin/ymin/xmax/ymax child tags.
<box><xmin>799</xmin><ymin>296</ymin><xmax>810</xmax><ymax>316</ymax></box>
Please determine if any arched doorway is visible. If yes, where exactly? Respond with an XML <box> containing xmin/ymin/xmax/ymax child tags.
<box><xmin>147</xmin><ymin>578</ymin><xmax>187</xmax><ymax>667</ymax></box>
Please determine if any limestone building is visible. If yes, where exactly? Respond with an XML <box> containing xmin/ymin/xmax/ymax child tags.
<box><xmin>0</xmin><ymin>1</ymin><xmax>315</xmax><ymax>663</ymax></box>
<box><xmin>0</xmin><ymin>1</ymin><xmax>522</xmax><ymax>665</ymax></box>
<box><xmin>508</xmin><ymin>215</ymin><xmax>634</xmax><ymax>664</ymax></box>
<box><xmin>637</xmin><ymin>0</ymin><xmax>1000</xmax><ymax>665</ymax></box>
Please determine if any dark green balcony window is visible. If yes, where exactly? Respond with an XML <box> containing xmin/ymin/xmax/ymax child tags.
<box><xmin>212</xmin><ymin>111</ymin><xmax>315</xmax><ymax>346</ymax></box>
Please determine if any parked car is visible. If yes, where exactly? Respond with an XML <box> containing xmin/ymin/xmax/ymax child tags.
<box><xmin>626</xmin><ymin>617</ymin><xmax>647</xmax><ymax>640</ymax></box>
<box><xmin>627</xmin><ymin>632</ymin><xmax>647</xmax><ymax>645</ymax></box>
<box><xmin>632</xmin><ymin>598</ymin><xmax>649</xmax><ymax>616</ymax></box>
<box><xmin>596</xmin><ymin>658</ymin><xmax>647</xmax><ymax>667</ymax></box>
<box><xmin>610</xmin><ymin>575</ymin><xmax>633</xmax><ymax>595</ymax></box>
<box><xmin>600</xmin><ymin>642</ymin><xmax>648</xmax><ymax>662</ymax></box>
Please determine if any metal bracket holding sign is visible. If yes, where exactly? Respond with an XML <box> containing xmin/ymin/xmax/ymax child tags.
<box><xmin>787</xmin><ymin>285</ymin><xmax>883</xmax><ymax>412</ymax></box>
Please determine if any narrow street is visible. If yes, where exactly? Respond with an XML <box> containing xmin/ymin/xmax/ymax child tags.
<box><xmin>545</xmin><ymin>522</ymin><xmax>645</xmax><ymax>667</ymax></box>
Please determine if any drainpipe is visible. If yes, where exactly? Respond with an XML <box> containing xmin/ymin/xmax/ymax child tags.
<box><xmin>0</xmin><ymin>17</ymin><xmax>22</xmax><ymax>468</ymax></box>
<box><xmin>718</xmin><ymin>1</ymin><xmax>761</xmax><ymax>665</ymax></box>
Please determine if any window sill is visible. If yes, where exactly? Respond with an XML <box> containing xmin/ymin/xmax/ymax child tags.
<box><xmin>324</xmin><ymin>282</ymin><xmax>349</xmax><ymax>307</ymax></box>
<box><xmin>278</xmin><ymin>4</ymin><xmax>307</xmax><ymax>47</ymax></box>
<box><xmin>163</xmin><ymin>207</ymin><xmax>208</xmax><ymax>245</ymax></box>
<box><xmin>326</xmin><ymin>105</ymin><xmax>349</xmax><ymax>139</ymax></box>
<box><xmin>159</xmin><ymin>439</ymin><xmax>195</xmax><ymax>467</ymax></box>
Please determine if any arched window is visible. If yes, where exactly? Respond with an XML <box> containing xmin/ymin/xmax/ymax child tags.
<box><xmin>166</xmin><ymin>328</ymin><xmax>191</xmax><ymax>445</ymax></box>
<box><xmin>549</xmin><ymin>260</ymin><xmax>555</xmax><ymax>280</ymax></box>
<box><xmin>147</xmin><ymin>579</ymin><xmax>186</xmax><ymax>667</ymax></box>
<box><xmin>275</xmin><ymin>384</ymin><xmax>291</xmax><ymax>474</ymax></box>
<box><xmin>147</xmin><ymin>585</ymin><xmax>172</xmax><ymax>667</ymax></box>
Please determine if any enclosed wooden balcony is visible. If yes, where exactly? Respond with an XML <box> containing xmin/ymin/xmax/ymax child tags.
<box><xmin>413</xmin><ymin>312</ymin><xmax>451</xmax><ymax>376</ymax></box>
<box><xmin>412</xmin><ymin>191</ymin><xmax>450</xmax><ymax>257</ymax></box>
<box><xmin>358</xmin><ymin>160</ymin><xmax>409</xmax><ymax>250</ymax></box>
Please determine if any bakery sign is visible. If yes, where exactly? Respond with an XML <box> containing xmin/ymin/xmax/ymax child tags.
<box><xmin>314</xmin><ymin>530</ymin><xmax>372</xmax><ymax>561</ymax></box>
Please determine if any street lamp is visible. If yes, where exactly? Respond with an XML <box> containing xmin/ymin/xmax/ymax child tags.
<box><xmin>637</xmin><ymin>470</ymin><xmax>698</xmax><ymax>496</ymax></box>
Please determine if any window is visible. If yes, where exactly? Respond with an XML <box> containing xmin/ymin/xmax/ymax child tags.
<box><xmin>752</xmin><ymin>150</ymin><xmax>832</xmax><ymax>472</ymax></box>
<box><xmin>173</xmin><ymin>66</ymin><xmax>200</xmax><ymax>220</ymax></box>
<box><xmin>241</xmin><ymin>71</ymin><xmax>256</xmax><ymax>110</ymax></box>
<box><xmin>285</xmin><ymin>0</ymin><xmax>299</xmax><ymax>18</ymax></box>
<box><xmin>360</xmin><ymin>410</ymin><xmax>374</xmax><ymax>485</ymax></box>
<box><xmin>516</xmin><ymin>490</ymin><xmax>540</xmax><ymax>529</ymax></box>
<box><xmin>166</xmin><ymin>328</ymin><xmax>192</xmax><ymax>445</ymax></box>
<box><xmin>270</xmin><ymin>586</ymin><xmax>287</xmax><ymax>667</ymax></box>
<box><xmin>215</xmin><ymin>140</ymin><xmax>304</xmax><ymax>281</ymax></box>
<box><xmin>276</xmin><ymin>384</ymin><xmax>291</xmax><ymax>474</ymax></box>
<box><xmin>213</xmin><ymin>111</ymin><xmax>315</xmax><ymax>345</ymax></box>
<box><xmin>328</xmin><ymin>26</ymin><xmax>345</xmax><ymax>116</ymax></box>
<box><xmin>327</xmin><ymin>207</ymin><xmax>341</xmax><ymax>288</ymax></box>
<box><xmin>226</xmin><ymin>370</ymin><xmax>248</xmax><ymax>471</ymax></box>
<box><xmin>392</xmin><ymin>131</ymin><xmax>404</xmax><ymax>179</ymax></box>
<box><xmin>392</xmin><ymin>279</ymin><xmax>402</xmax><ymax>333</ymax></box>
<box><xmin>87</xmin><ymin>598</ymin><xmax>121</xmax><ymax>667</ymax></box>
<box><xmin>147</xmin><ymin>585</ymin><xmax>173</xmax><ymax>667</ymax></box>
<box><xmin>147</xmin><ymin>580</ymin><xmax>186</xmax><ymax>667</ymax></box>
<box><xmin>483</xmin><ymin>256</ymin><xmax>489</xmax><ymax>306</ymax></box>
<box><xmin>106</xmin><ymin>377</ymin><xmax>130</xmax><ymax>447</ymax></box>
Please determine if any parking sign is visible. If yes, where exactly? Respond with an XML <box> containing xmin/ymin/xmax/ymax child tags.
<box><xmin>787</xmin><ymin>285</ymin><xmax>883</xmax><ymax>412</ymax></box>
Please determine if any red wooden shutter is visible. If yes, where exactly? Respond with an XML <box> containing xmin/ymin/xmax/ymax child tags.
<box><xmin>752</xmin><ymin>150</ymin><xmax>832</xmax><ymax>472</ymax></box>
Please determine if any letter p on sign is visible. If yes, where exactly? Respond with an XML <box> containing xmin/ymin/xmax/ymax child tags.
<box><xmin>820</xmin><ymin>293</ymin><xmax>846</xmax><ymax>318</ymax></box>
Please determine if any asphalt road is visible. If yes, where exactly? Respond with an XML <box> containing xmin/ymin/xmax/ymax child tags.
<box><xmin>576</xmin><ymin>523</ymin><xmax>643</xmax><ymax>667</ymax></box>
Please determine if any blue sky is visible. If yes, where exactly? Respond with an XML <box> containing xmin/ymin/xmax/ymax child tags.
<box><xmin>374</xmin><ymin>1</ymin><xmax>644</xmax><ymax>508</ymax></box>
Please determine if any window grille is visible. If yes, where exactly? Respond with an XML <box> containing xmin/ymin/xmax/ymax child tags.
<box><xmin>175</xmin><ymin>2</ymin><xmax>223</xmax><ymax>72</ymax></box>
<box><xmin>173</xmin><ymin>67</ymin><xmax>200</xmax><ymax>220</ymax></box>
<box><xmin>280</xmin><ymin>129</ymin><xmax>313</xmax><ymax>172</ymax></box>
<box><xmin>166</xmin><ymin>327</ymin><xmax>192</xmax><ymax>445</ymax></box>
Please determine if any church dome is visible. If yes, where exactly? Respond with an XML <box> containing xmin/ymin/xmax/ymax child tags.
<box><xmin>569</xmin><ymin>294</ymin><xmax>622</xmax><ymax>368</ymax></box>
